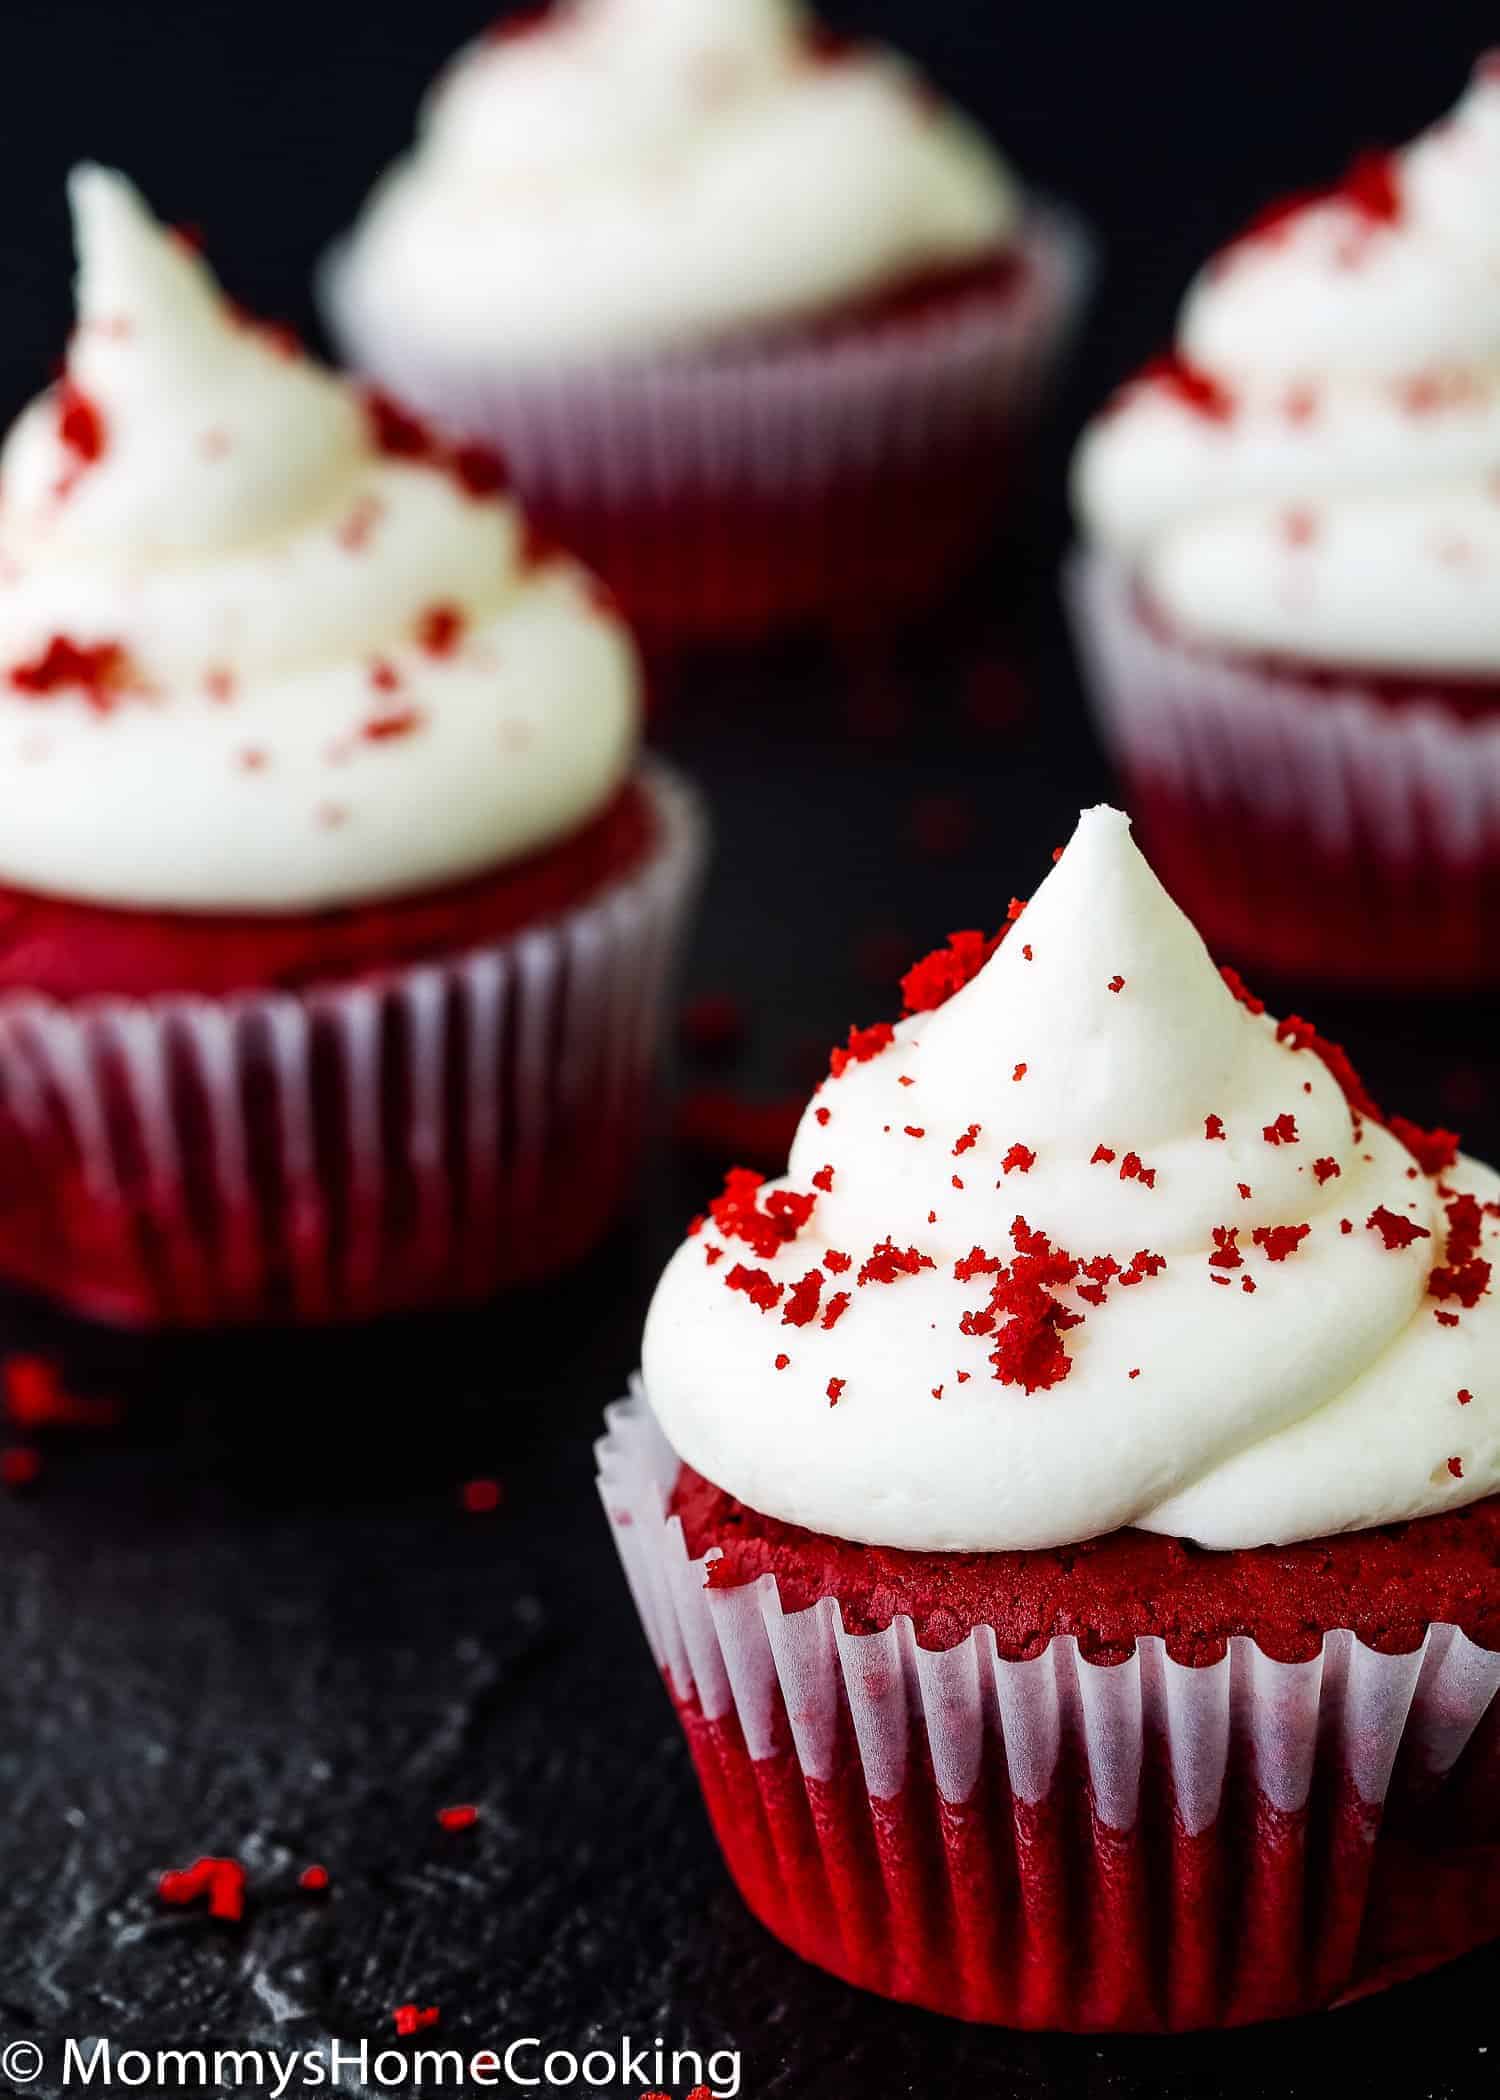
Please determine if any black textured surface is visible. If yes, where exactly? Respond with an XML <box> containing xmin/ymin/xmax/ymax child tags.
<box><xmin>0</xmin><ymin>1</ymin><xmax>1496</xmax><ymax>2095</ymax></box>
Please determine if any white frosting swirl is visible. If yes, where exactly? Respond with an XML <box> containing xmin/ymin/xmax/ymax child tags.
<box><xmin>1071</xmin><ymin>58</ymin><xmax>1500</xmax><ymax>673</ymax></box>
<box><xmin>0</xmin><ymin>167</ymin><xmax>639</xmax><ymax>914</ymax></box>
<box><xmin>331</xmin><ymin>0</ymin><xmax>1018</xmax><ymax>367</ymax></box>
<box><xmin>643</xmin><ymin>807</ymin><xmax>1500</xmax><ymax>1552</ymax></box>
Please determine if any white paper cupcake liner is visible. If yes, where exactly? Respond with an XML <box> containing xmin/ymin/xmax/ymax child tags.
<box><xmin>0</xmin><ymin>764</ymin><xmax>705</xmax><ymax>1329</ymax></box>
<box><xmin>598</xmin><ymin>1385</ymin><xmax>1500</xmax><ymax>2028</ymax></box>
<box><xmin>1067</xmin><ymin>549</ymin><xmax>1500</xmax><ymax>862</ymax></box>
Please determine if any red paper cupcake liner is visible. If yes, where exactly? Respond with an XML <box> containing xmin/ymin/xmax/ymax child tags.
<box><xmin>0</xmin><ymin>764</ymin><xmax>704</xmax><ymax>1329</ymax></box>
<box><xmin>598</xmin><ymin>1390</ymin><xmax>1500</xmax><ymax>2032</ymax></box>
<box><xmin>1066</xmin><ymin>550</ymin><xmax>1500</xmax><ymax>990</ymax></box>
<box><xmin>323</xmin><ymin>211</ymin><xmax>1091</xmax><ymax>649</ymax></box>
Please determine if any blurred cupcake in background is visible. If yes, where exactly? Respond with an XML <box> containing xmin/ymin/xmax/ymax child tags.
<box><xmin>0</xmin><ymin>167</ymin><xmax>704</xmax><ymax>1330</ymax></box>
<box><xmin>1069</xmin><ymin>56</ymin><xmax>1500</xmax><ymax>990</ymax></box>
<box><xmin>322</xmin><ymin>0</ymin><xmax>1089</xmax><ymax>650</ymax></box>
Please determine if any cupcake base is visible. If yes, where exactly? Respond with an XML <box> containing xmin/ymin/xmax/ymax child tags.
<box><xmin>0</xmin><ymin>764</ymin><xmax>704</xmax><ymax>1329</ymax></box>
<box><xmin>599</xmin><ymin>1391</ymin><xmax>1500</xmax><ymax>2032</ymax></box>
<box><xmin>1066</xmin><ymin>551</ymin><xmax>1500</xmax><ymax>990</ymax></box>
<box><xmin>324</xmin><ymin>213</ymin><xmax>1091</xmax><ymax>651</ymax></box>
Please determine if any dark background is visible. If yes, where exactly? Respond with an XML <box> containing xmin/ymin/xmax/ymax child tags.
<box><xmin>0</xmin><ymin>3</ymin><xmax>1496</xmax><ymax>2096</ymax></box>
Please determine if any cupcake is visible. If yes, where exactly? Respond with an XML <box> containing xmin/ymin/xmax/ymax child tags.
<box><xmin>1068</xmin><ymin>57</ymin><xmax>1500</xmax><ymax>990</ymax></box>
<box><xmin>321</xmin><ymin>0</ymin><xmax>1088</xmax><ymax>648</ymax></box>
<box><xmin>600</xmin><ymin>807</ymin><xmax>1500</xmax><ymax>2031</ymax></box>
<box><xmin>0</xmin><ymin>167</ymin><xmax>704</xmax><ymax>1330</ymax></box>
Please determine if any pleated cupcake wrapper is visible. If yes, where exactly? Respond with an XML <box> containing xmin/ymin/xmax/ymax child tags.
<box><xmin>598</xmin><ymin>1388</ymin><xmax>1500</xmax><ymax>2028</ymax></box>
<box><xmin>0</xmin><ymin>763</ymin><xmax>705</xmax><ymax>1329</ymax></box>
<box><xmin>322</xmin><ymin>208</ymin><xmax>1092</xmax><ymax>641</ymax></box>
<box><xmin>1066</xmin><ymin>549</ymin><xmax>1500</xmax><ymax>863</ymax></box>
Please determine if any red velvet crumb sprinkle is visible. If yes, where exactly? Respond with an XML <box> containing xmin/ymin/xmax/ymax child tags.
<box><xmin>900</xmin><ymin>929</ymin><xmax>1004</xmax><ymax>1015</ymax></box>
<box><xmin>827</xmin><ymin>1378</ymin><xmax>846</xmax><ymax>1406</ymax></box>
<box><xmin>1001</xmin><ymin>1144</ymin><xmax>1035</xmax><ymax>1175</ymax></box>
<box><xmin>1139</xmin><ymin>351</ymin><xmax>1235</xmax><ymax>422</ymax></box>
<box><xmin>1107</xmin><ymin>974</ymin><xmax>1125</xmax><ymax>993</ymax></box>
<box><xmin>418</xmin><ymin>602</ymin><xmax>466</xmax><ymax>656</ymax></box>
<box><xmin>158</xmin><ymin>1857</ymin><xmax>246</xmax><ymax>1922</ymax></box>
<box><xmin>1252</xmin><ymin>1223</ymin><xmax>1310</xmax><ymax>1262</ymax></box>
<box><xmin>1013</xmin><ymin>1064</ymin><xmax>1027</xmax><ymax>1082</ymax></box>
<box><xmin>1313</xmin><ymin>1157</ymin><xmax>1341</xmax><ymax>1184</ymax></box>
<box><xmin>11</xmin><ymin>637</ymin><xmax>132</xmax><ymax>712</ymax></box>
<box><xmin>1367</xmin><ymin>1206</ymin><xmax>1432</xmax><ymax>1252</ymax></box>
<box><xmin>1449</xmin><ymin>1456</ymin><xmax>1465</xmax><ymax>1479</ymax></box>
<box><xmin>954</xmin><ymin>1123</ymin><xmax>981</xmax><ymax>1156</ymax></box>
<box><xmin>858</xmin><ymin>1241</ymin><xmax>935</xmax><ymax>1286</ymax></box>
<box><xmin>1091</xmin><ymin>1145</ymin><xmax>1116</xmax><ymax>1166</ymax></box>
<box><xmin>821</xmin><ymin>1292</ymin><xmax>851</xmax><ymax>1330</ymax></box>
<box><xmin>1263</xmin><ymin>1115</ymin><xmax>1299</xmax><ymax>1146</ymax></box>
<box><xmin>393</xmin><ymin>2007</ymin><xmax>440</xmax><ymax>2038</ymax></box>
<box><xmin>830</xmin><ymin>1020</ymin><xmax>895</xmax><ymax>1078</ymax></box>
<box><xmin>811</xmin><ymin>1164</ymin><xmax>835</xmax><ymax>1192</ymax></box>
<box><xmin>709</xmin><ymin>1167</ymin><xmax>816</xmax><ymax>1259</ymax></box>
<box><xmin>781</xmin><ymin>1270</ymin><xmax>824</xmax><ymax>1328</ymax></box>
<box><xmin>1459</xmin><ymin>1389</ymin><xmax>1473</xmax><ymax>1405</ymax></box>
<box><xmin>298</xmin><ymin>1865</ymin><xmax>330</xmax><ymax>1893</ymax></box>
<box><xmin>1204</xmin><ymin>1114</ymin><xmax>1226</xmax><ymax>1141</ymax></box>
<box><xmin>1119</xmin><ymin>1151</ymin><xmax>1157</xmax><ymax>1188</ymax></box>
<box><xmin>437</xmin><ymin>1804</ymin><xmax>479</xmax><ymax>1832</ymax></box>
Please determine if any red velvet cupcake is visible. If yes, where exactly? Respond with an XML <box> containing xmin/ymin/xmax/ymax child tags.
<box><xmin>1069</xmin><ymin>56</ymin><xmax>1500</xmax><ymax>990</ymax></box>
<box><xmin>601</xmin><ymin>808</ymin><xmax>1500</xmax><ymax>2030</ymax></box>
<box><xmin>0</xmin><ymin>168</ymin><xmax>703</xmax><ymax>1328</ymax></box>
<box><xmin>321</xmin><ymin>0</ymin><xmax>1089</xmax><ymax>650</ymax></box>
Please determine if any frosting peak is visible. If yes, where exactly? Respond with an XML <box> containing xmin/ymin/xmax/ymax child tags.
<box><xmin>0</xmin><ymin>167</ymin><xmax>639</xmax><ymax>914</ymax></box>
<box><xmin>1072</xmin><ymin>57</ymin><xmax>1500</xmax><ymax>674</ymax></box>
<box><xmin>331</xmin><ymin>0</ymin><xmax>1018</xmax><ymax>367</ymax></box>
<box><xmin>643</xmin><ymin>809</ymin><xmax>1500</xmax><ymax>1552</ymax></box>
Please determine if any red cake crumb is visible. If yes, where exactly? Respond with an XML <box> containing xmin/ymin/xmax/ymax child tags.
<box><xmin>811</xmin><ymin>1165</ymin><xmax>835</xmax><ymax>1194</ymax></box>
<box><xmin>369</xmin><ymin>659</ymin><xmax>400</xmax><ymax>693</ymax></box>
<box><xmin>858</xmin><ymin>1241</ymin><xmax>934</xmax><ymax>1286</ymax></box>
<box><xmin>903</xmin><ymin>1126</ymin><xmax>926</xmax><ymax>1140</ymax></box>
<box><xmin>365</xmin><ymin>390</ymin><xmax>434</xmax><ymax>461</ymax></box>
<box><xmin>1209</xmin><ymin>1226</ymin><xmax>1242</xmax><ymax>1270</ymax></box>
<box><xmin>1137</xmin><ymin>352</ymin><xmax>1235</xmax><ymax>422</ymax></box>
<box><xmin>899</xmin><ymin>929</ymin><xmax>1004</xmax><ymax>1015</ymax></box>
<box><xmin>897</xmin><ymin>1074</ymin><xmax>915</xmax><ymax>1088</ymax></box>
<box><xmin>1119</xmin><ymin>1152</ymin><xmax>1156</xmax><ymax>1188</ymax></box>
<box><xmin>1263</xmin><ymin>1114</ymin><xmax>1299</xmax><ymax>1145</ymax></box>
<box><xmin>1429</xmin><ymin>1188</ymin><xmax>1491</xmax><ymax>1309</ymax></box>
<box><xmin>1000</xmin><ymin>1143</ymin><xmax>1034</xmax><ymax>1175</ymax></box>
<box><xmin>158</xmin><ymin>1857</ymin><xmax>246</xmax><ymax>1922</ymax></box>
<box><xmin>1013</xmin><ymin>1064</ymin><xmax>1027</xmax><ymax>1082</ymax></box>
<box><xmin>1389</xmin><ymin>1117</ymin><xmax>1461</xmax><ymax>1177</ymax></box>
<box><xmin>418</xmin><ymin>603</ymin><xmax>466</xmax><ymax>656</ymax></box>
<box><xmin>1107</xmin><ymin>974</ymin><xmax>1125</xmax><ymax>993</ymax></box>
<box><xmin>362</xmin><ymin>705</ymin><xmax>423</xmax><ymax>743</ymax></box>
<box><xmin>814</xmin><ymin>1106</ymin><xmax>831</xmax><ymax>1127</ymax></box>
<box><xmin>1252</xmin><ymin>1223</ymin><xmax>1310</xmax><ymax>1262</ymax></box>
<box><xmin>1460</xmin><ymin>1390</ymin><xmax>1474</xmax><ymax>1405</ymax></box>
<box><xmin>11</xmin><ymin>636</ymin><xmax>133</xmax><ymax>712</ymax></box>
<box><xmin>1313</xmin><ymin>1157</ymin><xmax>1341</xmax><ymax>1184</ymax></box>
<box><xmin>953</xmin><ymin>1123</ymin><xmax>981</xmax><ymax>1155</ymax></box>
<box><xmin>0</xmin><ymin>1447</ymin><xmax>41</xmax><ymax>1490</ymax></box>
<box><xmin>725</xmin><ymin>1264</ymin><xmax>783</xmax><ymax>1313</ymax></box>
<box><xmin>1221</xmin><ymin>966</ymin><xmax>1265</xmax><ymax>1015</ymax></box>
<box><xmin>1449</xmin><ymin>1457</ymin><xmax>1465</xmax><ymax>1480</ymax></box>
<box><xmin>437</xmin><ymin>1804</ymin><xmax>478</xmax><ymax>1831</ymax></box>
<box><xmin>298</xmin><ymin>1865</ymin><xmax>329</xmax><ymax>1893</ymax></box>
<box><xmin>1091</xmin><ymin>1145</ymin><xmax>1116</xmax><ymax>1165</ymax></box>
<box><xmin>821</xmin><ymin>1292</ymin><xmax>850</xmax><ymax>1330</ymax></box>
<box><xmin>1204</xmin><ymin>1114</ymin><xmax>1226</xmax><ymax>1140</ymax></box>
<box><xmin>774</xmin><ymin>1354</ymin><xmax>789</xmax><ymax>1370</ymax></box>
<box><xmin>675</xmin><ymin>1467</ymin><xmax>1500</xmax><ymax>1664</ymax></box>
<box><xmin>55</xmin><ymin>379</ymin><xmax>106</xmax><ymax>495</ymax></box>
<box><xmin>781</xmin><ymin>1271</ymin><xmax>824</xmax><ymax>1328</ymax></box>
<box><xmin>709</xmin><ymin>1168</ymin><xmax>815</xmax><ymax>1259</ymax></box>
<box><xmin>829</xmin><ymin>1020</ymin><xmax>895</xmax><ymax>1077</ymax></box>
<box><xmin>826</xmin><ymin>1378</ymin><xmax>845</xmax><ymax>1406</ymax></box>
<box><xmin>393</xmin><ymin>2007</ymin><xmax>440</xmax><ymax>2038</ymax></box>
<box><xmin>3</xmin><ymin>1355</ymin><xmax>120</xmax><ymax>1430</ymax></box>
<box><xmin>1368</xmin><ymin>1206</ymin><xmax>1432</xmax><ymax>1252</ymax></box>
<box><xmin>824</xmin><ymin>1251</ymin><xmax>852</xmax><ymax>1275</ymax></box>
<box><xmin>1022</xmin><ymin>944</ymin><xmax>1033</xmax><ymax>961</ymax></box>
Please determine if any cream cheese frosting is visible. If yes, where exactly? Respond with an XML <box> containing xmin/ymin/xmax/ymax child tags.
<box><xmin>331</xmin><ymin>0</ymin><xmax>1019</xmax><ymax>369</ymax></box>
<box><xmin>643</xmin><ymin>807</ymin><xmax>1500</xmax><ymax>1552</ymax></box>
<box><xmin>1071</xmin><ymin>57</ymin><xmax>1500</xmax><ymax>674</ymax></box>
<box><xmin>0</xmin><ymin>166</ymin><xmax>639</xmax><ymax>914</ymax></box>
